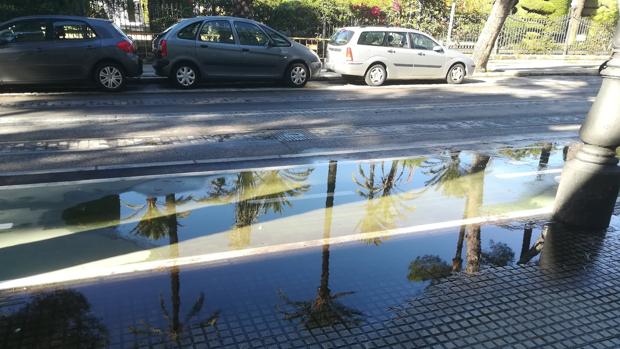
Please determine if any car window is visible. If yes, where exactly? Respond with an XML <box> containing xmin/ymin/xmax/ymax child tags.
<box><xmin>410</xmin><ymin>33</ymin><xmax>437</xmax><ymax>50</ymax></box>
<box><xmin>261</xmin><ymin>25</ymin><xmax>290</xmax><ymax>47</ymax></box>
<box><xmin>177</xmin><ymin>21</ymin><xmax>200</xmax><ymax>40</ymax></box>
<box><xmin>385</xmin><ymin>32</ymin><xmax>407</xmax><ymax>48</ymax></box>
<box><xmin>53</xmin><ymin>21</ymin><xmax>97</xmax><ymax>40</ymax></box>
<box><xmin>200</xmin><ymin>20</ymin><xmax>235</xmax><ymax>44</ymax></box>
<box><xmin>0</xmin><ymin>20</ymin><xmax>50</xmax><ymax>43</ymax></box>
<box><xmin>358</xmin><ymin>31</ymin><xmax>386</xmax><ymax>46</ymax></box>
<box><xmin>329</xmin><ymin>29</ymin><xmax>354</xmax><ymax>46</ymax></box>
<box><xmin>234</xmin><ymin>22</ymin><xmax>269</xmax><ymax>46</ymax></box>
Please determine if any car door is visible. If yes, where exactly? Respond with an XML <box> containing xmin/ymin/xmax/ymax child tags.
<box><xmin>409</xmin><ymin>33</ymin><xmax>447</xmax><ymax>78</ymax></box>
<box><xmin>383</xmin><ymin>32</ymin><xmax>414</xmax><ymax>79</ymax></box>
<box><xmin>45</xmin><ymin>20</ymin><xmax>102</xmax><ymax>81</ymax></box>
<box><xmin>0</xmin><ymin>19</ymin><xmax>53</xmax><ymax>83</ymax></box>
<box><xmin>233</xmin><ymin>21</ymin><xmax>285</xmax><ymax>78</ymax></box>
<box><xmin>196</xmin><ymin>20</ymin><xmax>244</xmax><ymax>77</ymax></box>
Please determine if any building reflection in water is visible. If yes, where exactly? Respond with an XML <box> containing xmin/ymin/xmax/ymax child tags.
<box><xmin>279</xmin><ymin>161</ymin><xmax>364</xmax><ymax>329</ymax></box>
<box><xmin>0</xmin><ymin>290</ymin><xmax>109</xmax><ymax>349</ymax></box>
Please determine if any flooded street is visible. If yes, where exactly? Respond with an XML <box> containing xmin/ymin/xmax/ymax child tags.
<box><xmin>2</xmin><ymin>141</ymin><xmax>619</xmax><ymax>348</ymax></box>
<box><xmin>0</xmin><ymin>143</ymin><xmax>564</xmax><ymax>287</ymax></box>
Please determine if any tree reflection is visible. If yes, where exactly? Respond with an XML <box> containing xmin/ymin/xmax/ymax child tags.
<box><xmin>129</xmin><ymin>194</ymin><xmax>220</xmax><ymax>346</ymax></box>
<box><xmin>231</xmin><ymin>169</ymin><xmax>313</xmax><ymax>249</ymax></box>
<box><xmin>0</xmin><ymin>290</ymin><xmax>108</xmax><ymax>348</ymax></box>
<box><xmin>500</xmin><ymin>142</ymin><xmax>554</xmax><ymax>180</ymax></box>
<box><xmin>280</xmin><ymin>161</ymin><xmax>363</xmax><ymax>329</ymax></box>
<box><xmin>408</xmin><ymin>255</ymin><xmax>452</xmax><ymax>283</ymax></box>
<box><xmin>353</xmin><ymin>159</ymin><xmax>424</xmax><ymax>245</ymax></box>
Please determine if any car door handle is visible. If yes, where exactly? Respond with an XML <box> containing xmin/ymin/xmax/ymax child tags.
<box><xmin>242</xmin><ymin>48</ymin><xmax>250</xmax><ymax>52</ymax></box>
<box><xmin>418</xmin><ymin>52</ymin><xmax>426</xmax><ymax>56</ymax></box>
<box><xmin>200</xmin><ymin>44</ymin><xmax>209</xmax><ymax>48</ymax></box>
<box><xmin>387</xmin><ymin>49</ymin><xmax>396</xmax><ymax>53</ymax></box>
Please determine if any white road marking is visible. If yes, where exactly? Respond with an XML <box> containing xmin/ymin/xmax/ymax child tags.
<box><xmin>548</xmin><ymin>124</ymin><xmax>581</xmax><ymax>131</ymax></box>
<box><xmin>0</xmin><ymin>207</ymin><xmax>552</xmax><ymax>291</ymax></box>
<box><xmin>0</xmin><ymin>223</ymin><xmax>13</xmax><ymax>230</ymax></box>
<box><xmin>495</xmin><ymin>168</ymin><xmax>563</xmax><ymax>179</ymax></box>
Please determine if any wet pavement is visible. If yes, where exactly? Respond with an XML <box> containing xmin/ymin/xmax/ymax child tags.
<box><xmin>1</xmin><ymin>141</ymin><xmax>618</xmax><ymax>348</ymax></box>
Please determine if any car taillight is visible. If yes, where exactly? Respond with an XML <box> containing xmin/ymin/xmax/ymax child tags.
<box><xmin>160</xmin><ymin>39</ymin><xmax>168</xmax><ymax>57</ymax></box>
<box><xmin>116</xmin><ymin>40</ymin><xmax>135</xmax><ymax>54</ymax></box>
<box><xmin>346</xmin><ymin>47</ymin><xmax>353</xmax><ymax>61</ymax></box>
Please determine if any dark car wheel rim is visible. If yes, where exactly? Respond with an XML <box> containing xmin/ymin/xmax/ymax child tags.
<box><xmin>290</xmin><ymin>66</ymin><xmax>307</xmax><ymax>85</ymax></box>
<box><xmin>99</xmin><ymin>66</ymin><xmax>123</xmax><ymax>89</ymax></box>
<box><xmin>176</xmin><ymin>67</ymin><xmax>196</xmax><ymax>87</ymax></box>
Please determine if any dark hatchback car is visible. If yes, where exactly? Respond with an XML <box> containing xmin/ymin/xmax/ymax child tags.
<box><xmin>0</xmin><ymin>16</ymin><xmax>142</xmax><ymax>91</ymax></box>
<box><xmin>152</xmin><ymin>16</ymin><xmax>322</xmax><ymax>88</ymax></box>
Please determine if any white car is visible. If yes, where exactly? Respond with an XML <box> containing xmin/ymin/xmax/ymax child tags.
<box><xmin>325</xmin><ymin>27</ymin><xmax>475</xmax><ymax>86</ymax></box>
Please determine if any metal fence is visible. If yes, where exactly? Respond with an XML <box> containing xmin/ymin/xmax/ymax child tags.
<box><xmin>446</xmin><ymin>15</ymin><xmax>615</xmax><ymax>55</ymax></box>
<box><xmin>92</xmin><ymin>1</ymin><xmax>614</xmax><ymax>59</ymax></box>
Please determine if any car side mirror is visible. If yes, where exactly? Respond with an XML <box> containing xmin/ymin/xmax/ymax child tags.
<box><xmin>433</xmin><ymin>45</ymin><xmax>444</xmax><ymax>53</ymax></box>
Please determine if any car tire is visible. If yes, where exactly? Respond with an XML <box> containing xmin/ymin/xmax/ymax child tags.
<box><xmin>94</xmin><ymin>63</ymin><xmax>126</xmax><ymax>92</ymax></box>
<box><xmin>446</xmin><ymin>63</ymin><xmax>466</xmax><ymax>84</ymax></box>
<box><xmin>285</xmin><ymin>63</ymin><xmax>309</xmax><ymax>88</ymax></box>
<box><xmin>364</xmin><ymin>64</ymin><xmax>387</xmax><ymax>86</ymax></box>
<box><xmin>171</xmin><ymin>63</ymin><xmax>200</xmax><ymax>89</ymax></box>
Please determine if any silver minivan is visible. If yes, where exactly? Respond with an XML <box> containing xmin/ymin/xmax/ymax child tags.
<box><xmin>325</xmin><ymin>27</ymin><xmax>475</xmax><ymax>86</ymax></box>
<box><xmin>152</xmin><ymin>16</ymin><xmax>322</xmax><ymax>88</ymax></box>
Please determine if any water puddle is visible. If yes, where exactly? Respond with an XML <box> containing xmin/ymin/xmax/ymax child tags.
<box><xmin>0</xmin><ymin>142</ymin><xmax>566</xmax><ymax>289</ymax></box>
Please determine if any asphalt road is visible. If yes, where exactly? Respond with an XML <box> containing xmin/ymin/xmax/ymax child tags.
<box><xmin>0</xmin><ymin>75</ymin><xmax>599</xmax><ymax>182</ymax></box>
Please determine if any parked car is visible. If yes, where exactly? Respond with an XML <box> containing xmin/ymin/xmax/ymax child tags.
<box><xmin>325</xmin><ymin>27</ymin><xmax>475</xmax><ymax>86</ymax></box>
<box><xmin>152</xmin><ymin>16</ymin><xmax>322</xmax><ymax>88</ymax></box>
<box><xmin>0</xmin><ymin>15</ymin><xmax>142</xmax><ymax>91</ymax></box>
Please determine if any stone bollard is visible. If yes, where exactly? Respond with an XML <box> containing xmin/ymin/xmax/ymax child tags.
<box><xmin>552</xmin><ymin>20</ymin><xmax>620</xmax><ymax>229</ymax></box>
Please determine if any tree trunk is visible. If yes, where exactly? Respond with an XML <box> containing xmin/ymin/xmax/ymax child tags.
<box><xmin>464</xmin><ymin>154</ymin><xmax>490</xmax><ymax>273</ymax></box>
<box><xmin>566</xmin><ymin>0</ymin><xmax>586</xmax><ymax>46</ymax></box>
<box><xmin>317</xmin><ymin>161</ymin><xmax>338</xmax><ymax>305</ymax></box>
<box><xmin>232</xmin><ymin>0</ymin><xmax>253</xmax><ymax>18</ymax></box>
<box><xmin>472</xmin><ymin>0</ymin><xmax>518</xmax><ymax>71</ymax></box>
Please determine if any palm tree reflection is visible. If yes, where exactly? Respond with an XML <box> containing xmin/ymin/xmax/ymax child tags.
<box><xmin>130</xmin><ymin>194</ymin><xmax>220</xmax><ymax>346</ymax></box>
<box><xmin>353</xmin><ymin>159</ymin><xmax>424</xmax><ymax>245</ymax></box>
<box><xmin>231</xmin><ymin>169</ymin><xmax>313</xmax><ymax>249</ymax></box>
<box><xmin>280</xmin><ymin>161</ymin><xmax>363</xmax><ymax>329</ymax></box>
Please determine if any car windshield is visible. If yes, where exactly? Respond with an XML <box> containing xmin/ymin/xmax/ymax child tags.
<box><xmin>329</xmin><ymin>29</ymin><xmax>353</xmax><ymax>46</ymax></box>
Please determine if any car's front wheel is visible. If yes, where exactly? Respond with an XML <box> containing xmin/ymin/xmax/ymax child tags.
<box><xmin>171</xmin><ymin>63</ymin><xmax>199</xmax><ymax>89</ymax></box>
<box><xmin>94</xmin><ymin>63</ymin><xmax>126</xmax><ymax>92</ymax></box>
<box><xmin>364</xmin><ymin>64</ymin><xmax>387</xmax><ymax>86</ymax></box>
<box><xmin>446</xmin><ymin>63</ymin><xmax>466</xmax><ymax>84</ymax></box>
<box><xmin>285</xmin><ymin>63</ymin><xmax>309</xmax><ymax>88</ymax></box>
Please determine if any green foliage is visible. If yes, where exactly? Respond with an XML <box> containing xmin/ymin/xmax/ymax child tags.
<box><xmin>0</xmin><ymin>0</ymin><xmax>90</xmax><ymax>22</ymax></box>
<box><xmin>514</xmin><ymin>31</ymin><xmax>561</xmax><ymax>53</ymax></box>
<box><xmin>592</xmin><ymin>0</ymin><xmax>619</xmax><ymax>27</ymax></box>
<box><xmin>517</xmin><ymin>0</ymin><xmax>569</xmax><ymax>18</ymax></box>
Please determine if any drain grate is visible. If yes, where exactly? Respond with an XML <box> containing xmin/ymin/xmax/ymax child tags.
<box><xmin>274</xmin><ymin>130</ymin><xmax>313</xmax><ymax>142</ymax></box>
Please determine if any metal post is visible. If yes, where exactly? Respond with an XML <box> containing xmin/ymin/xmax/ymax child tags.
<box><xmin>552</xmin><ymin>20</ymin><xmax>620</xmax><ymax>229</ymax></box>
<box><xmin>447</xmin><ymin>0</ymin><xmax>456</xmax><ymax>47</ymax></box>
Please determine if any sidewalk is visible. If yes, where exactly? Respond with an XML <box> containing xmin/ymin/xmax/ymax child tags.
<box><xmin>139</xmin><ymin>58</ymin><xmax>604</xmax><ymax>81</ymax></box>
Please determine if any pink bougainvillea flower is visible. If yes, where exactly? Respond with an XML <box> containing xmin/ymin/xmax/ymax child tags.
<box><xmin>371</xmin><ymin>6</ymin><xmax>381</xmax><ymax>17</ymax></box>
<box><xmin>392</xmin><ymin>0</ymin><xmax>401</xmax><ymax>12</ymax></box>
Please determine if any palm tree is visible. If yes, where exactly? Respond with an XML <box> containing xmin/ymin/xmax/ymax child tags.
<box><xmin>230</xmin><ymin>169</ymin><xmax>312</xmax><ymax>249</ymax></box>
<box><xmin>463</xmin><ymin>154</ymin><xmax>490</xmax><ymax>274</ymax></box>
<box><xmin>279</xmin><ymin>161</ymin><xmax>363</xmax><ymax>329</ymax></box>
